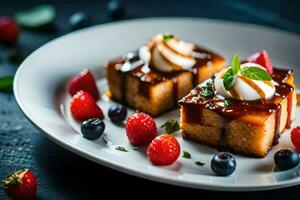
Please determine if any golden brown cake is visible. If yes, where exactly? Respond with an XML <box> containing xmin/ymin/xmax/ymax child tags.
<box><xmin>179</xmin><ymin>53</ymin><xmax>297</xmax><ymax>157</ymax></box>
<box><xmin>105</xmin><ymin>34</ymin><xmax>225</xmax><ymax>116</ymax></box>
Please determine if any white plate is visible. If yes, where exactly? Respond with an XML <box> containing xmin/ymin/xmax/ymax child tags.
<box><xmin>14</xmin><ymin>18</ymin><xmax>300</xmax><ymax>191</ymax></box>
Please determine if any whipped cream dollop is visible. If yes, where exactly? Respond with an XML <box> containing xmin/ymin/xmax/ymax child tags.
<box><xmin>138</xmin><ymin>34</ymin><xmax>197</xmax><ymax>72</ymax></box>
<box><xmin>214</xmin><ymin>63</ymin><xmax>275</xmax><ymax>101</ymax></box>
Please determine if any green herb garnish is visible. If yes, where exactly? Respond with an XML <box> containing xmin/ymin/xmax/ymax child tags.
<box><xmin>200</xmin><ymin>88</ymin><xmax>214</xmax><ymax>97</ymax></box>
<box><xmin>0</xmin><ymin>76</ymin><xmax>14</xmax><ymax>93</ymax></box>
<box><xmin>115</xmin><ymin>146</ymin><xmax>128</xmax><ymax>152</ymax></box>
<box><xmin>163</xmin><ymin>34</ymin><xmax>174</xmax><ymax>41</ymax></box>
<box><xmin>182</xmin><ymin>151</ymin><xmax>191</xmax><ymax>159</ymax></box>
<box><xmin>231</xmin><ymin>54</ymin><xmax>240</xmax><ymax>75</ymax></box>
<box><xmin>241</xmin><ymin>67</ymin><xmax>272</xmax><ymax>81</ymax></box>
<box><xmin>223</xmin><ymin>54</ymin><xmax>271</xmax><ymax>91</ymax></box>
<box><xmin>133</xmin><ymin>147</ymin><xmax>139</xmax><ymax>151</ymax></box>
<box><xmin>224</xmin><ymin>99</ymin><xmax>231</xmax><ymax>107</ymax></box>
<box><xmin>195</xmin><ymin>161</ymin><xmax>205</xmax><ymax>166</ymax></box>
<box><xmin>223</xmin><ymin>68</ymin><xmax>236</xmax><ymax>91</ymax></box>
<box><xmin>15</xmin><ymin>4</ymin><xmax>56</xmax><ymax>29</ymax></box>
<box><xmin>161</xmin><ymin>119</ymin><xmax>180</xmax><ymax>134</ymax></box>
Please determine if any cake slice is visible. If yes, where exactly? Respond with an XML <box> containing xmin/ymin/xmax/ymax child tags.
<box><xmin>105</xmin><ymin>34</ymin><xmax>225</xmax><ymax>116</ymax></box>
<box><xmin>179</xmin><ymin>52</ymin><xmax>297</xmax><ymax>157</ymax></box>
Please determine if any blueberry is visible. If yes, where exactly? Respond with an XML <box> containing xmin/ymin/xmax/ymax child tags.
<box><xmin>108</xmin><ymin>104</ymin><xmax>127</xmax><ymax>123</ymax></box>
<box><xmin>107</xmin><ymin>0</ymin><xmax>124</xmax><ymax>19</ymax></box>
<box><xmin>274</xmin><ymin>149</ymin><xmax>300</xmax><ymax>170</ymax></box>
<box><xmin>81</xmin><ymin>118</ymin><xmax>105</xmax><ymax>140</ymax></box>
<box><xmin>69</xmin><ymin>11</ymin><xmax>91</xmax><ymax>31</ymax></box>
<box><xmin>211</xmin><ymin>152</ymin><xmax>236</xmax><ymax>176</ymax></box>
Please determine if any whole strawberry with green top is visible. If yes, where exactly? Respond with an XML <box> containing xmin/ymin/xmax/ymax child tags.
<box><xmin>3</xmin><ymin>169</ymin><xmax>37</xmax><ymax>200</ymax></box>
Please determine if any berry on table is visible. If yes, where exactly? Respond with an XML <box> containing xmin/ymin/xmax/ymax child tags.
<box><xmin>68</xmin><ymin>69</ymin><xmax>99</xmax><ymax>101</ymax></box>
<box><xmin>108</xmin><ymin>104</ymin><xmax>127</xmax><ymax>124</ymax></box>
<box><xmin>0</xmin><ymin>16</ymin><xmax>19</xmax><ymax>44</ymax></box>
<box><xmin>70</xmin><ymin>90</ymin><xmax>104</xmax><ymax>121</ymax></box>
<box><xmin>211</xmin><ymin>152</ymin><xmax>236</xmax><ymax>176</ymax></box>
<box><xmin>147</xmin><ymin>134</ymin><xmax>180</xmax><ymax>166</ymax></box>
<box><xmin>125</xmin><ymin>112</ymin><xmax>157</xmax><ymax>145</ymax></box>
<box><xmin>81</xmin><ymin>118</ymin><xmax>105</xmax><ymax>140</ymax></box>
<box><xmin>274</xmin><ymin>149</ymin><xmax>300</xmax><ymax>170</ymax></box>
<box><xmin>69</xmin><ymin>11</ymin><xmax>91</xmax><ymax>31</ymax></box>
<box><xmin>3</xmin><ymin>169</ymin><xmax>37</xmax><ymax>200</ymax></box>
<box><xmin>291</xmin><ymin>126</ymin><xmax>300</xmax><ymax>152</ymax></box>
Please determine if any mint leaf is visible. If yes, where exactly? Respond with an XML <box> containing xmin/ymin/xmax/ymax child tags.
<box><xmin>15</xmin><ymin>4</ymin><xmax>56</xmax><ymax>28</ymax></box>
<box><xmin>195</xmin><ymin>161</ymin><xmax>205</xmax><ymax>166</ymax></box>
<box><xmin>231</xmin><ymin>54</ymin><xmax>240</xmax><ymax>75</ymax></box>
<box><xmin>200</xmin><ymin>88</ymin><xmax>214</xmax><ymax>97</ymax></box>
<box><xmin>0</xmin><ymin>76</ymin><xmax>14</xmax><ymax>93</ymax></box>
<box><xmin>161</xmin><ymin>119</ymin><xmax>180</xmax><ymax>134</ymax></box>
<box><xmin>163</xmin><ymin>34</ymin><xmax>174</xmax><ymax>41</ymax></box>
<box><xmin>115</xmin><ymin>146</ymin><xmax>128</xmax><ymax>152</ymax></box>
<box><xmin>223</xmin><ymin>68</ymin><xmax>236</xmax><ymax>91</ymax></box>
<box><xmin>224</xmin><ymin>99</ymin><xmax>230</xmax><ymax>107</ymax></box>
<box><xmin>241</xmin><ymin>67</ymin><xmax>272</xmax><ymax>81</ymax></box>
<box><xmin>182</xmin><ymin>151</ymin><xmax>191</xmax><ymax>159</ymax></box>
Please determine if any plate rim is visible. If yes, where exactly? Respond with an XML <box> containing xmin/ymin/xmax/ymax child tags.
<box><xmin>13</xmin><ymin>17</ymin><xmax>300</xmax><ymax>191</ymax></box>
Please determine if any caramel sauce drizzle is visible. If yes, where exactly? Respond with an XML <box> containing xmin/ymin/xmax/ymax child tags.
<box><xmin>152</xmin><ymin>44</ymin><xmax>183</xmax><ymax>71</ymax></box>
<box><xmin>263</xmin><ymin>80</ymin><xmax>275</xmax><ymax>88</ymax></box>
<box><xmin>238</xmin><ymin>75</ymin><xmax>266</xmax><ymax>99</ymax></box>
<box><xmin>229</xmin><ymin>87</ymin><xmax>243</xmax><ymax>100</ymax></box>
<box><xmin>161</xmin><ymin>40</ymin><xmax>195</xmax><ymax>59</ymax></box>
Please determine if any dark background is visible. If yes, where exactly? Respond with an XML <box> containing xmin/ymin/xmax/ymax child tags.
<box><xmin>1</xmin><ymin>0</ymin><xmax>300</xmax><ymax>199</ymax></box>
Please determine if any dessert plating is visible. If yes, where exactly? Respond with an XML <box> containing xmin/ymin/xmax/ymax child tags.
<box><xmin>105</xmin><ymin>34</ymin><xmax>225</xmax><ymax>116</ymax></box>
<box><xmin>179</xmin><ymin>52</ymin><xmax>297</xmax><ymax>157</ymax></box>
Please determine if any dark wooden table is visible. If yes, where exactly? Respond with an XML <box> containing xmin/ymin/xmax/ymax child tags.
<box><xmin>1</xmin><ymin>0</ymin><xmax>300</xmax><ymax>199</ymax></box>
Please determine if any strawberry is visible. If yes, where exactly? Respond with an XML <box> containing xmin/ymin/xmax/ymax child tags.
<box><xmin>0</xmin><ymin>16</ymin><xmax>19</xmax><ymax>44</ymax></box>
<box><xmin>125</xmin><ymin>112</ymin><xmax>157</xmax><ymax>145</ymax></box>
<box><xmin>68</xmin><ymin>69</ymin><xmax>99</xmax><ymax>101</ymax></box>
<box><xmin>70</xmin><ymin>90</ymin><xmax>104</xmax><ymax>121</ymax></box>
<box><xmin>147</xmin><ymin>134</ymin><xmax>180</xmax><ymax>166</ymax></box>
<box><xmin>291</xmin><ymin>126</ymin><xmax>300</xmax><ymax>152</ymax></box>
<box><xmin>246</xmin><ymin>50</ymin><xmax>273</xmax><ymax>74</ymax></box>
<box><xmin>3</xmin><ymin>169</ymin><xmax>37</xmax><ymax>200</ymax></box>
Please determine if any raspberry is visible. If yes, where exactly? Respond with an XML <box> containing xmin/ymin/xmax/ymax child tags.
<box><xmin>147</xmin><ymin>134</ymin><xmax>180</xmax><ymax>166</ymax></box>
<box><xmin>291</xmin><ymin>126</ymin><xmax>300</xmax><ymax>152</ymax></box>
<box><xmin>68</xmin><ymin>69</ymin><xmax>99</xmax><ymax>100</ymax></box>
<box><xmin>70</xmin><ymin>90</ymin><xmax>104</xmax><ymax>121</ymax></box>
<box><xmin>0</xmin><ymin>16</ymin><xmax>19</xmax><ymax>44</ymax></box>
<box><xmin>125</xmin><ymin>112</ymin><xmax>157</xmax><ymax>145</ymax></box>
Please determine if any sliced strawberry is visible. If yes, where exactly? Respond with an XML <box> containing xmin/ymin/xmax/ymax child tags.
<box><xmin>246</xmin><ymin>50</ymin><xmax>273</xmax><ymax>74</ymax></box>
<box><xmin>3</xmin><ymin>169</ymin><xmax>37</xmax><ymax>200</ymax></box>
<box><xmin>70</xmin><ymin>90</ymin><xmax>104</xmax><ymax>121</ymax></box>
<box><xmin>68</xmin><ymin>69</ymin><xmax>99</xmax><ymax>101</ymax></box>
